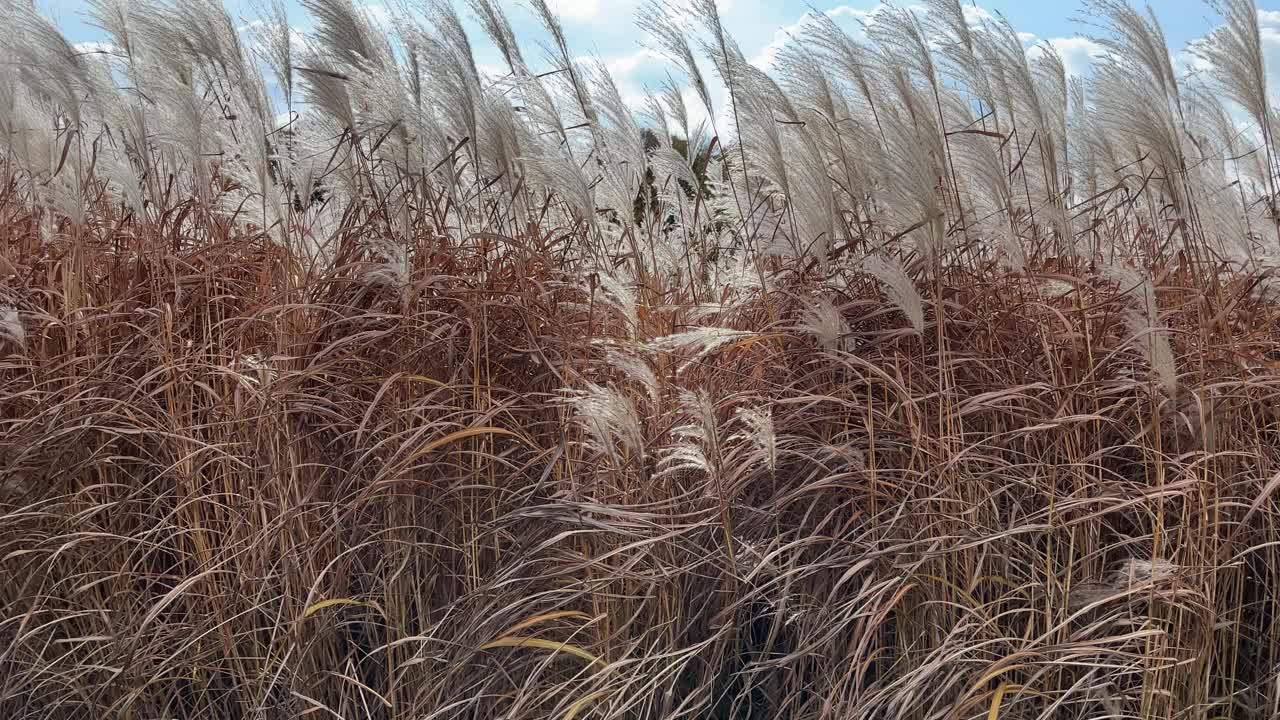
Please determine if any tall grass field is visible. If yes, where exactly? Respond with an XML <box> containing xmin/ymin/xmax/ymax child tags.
<box><xmin>3</xmin><ymin>0</ymin><xmax>1280</xmax><ymax>716</ymax></box>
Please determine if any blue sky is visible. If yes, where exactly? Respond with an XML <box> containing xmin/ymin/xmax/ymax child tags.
<box><xmin>33</xmin><ymin>0</ymin><xmax>1265</xmax><ymax>53</ymax></box>
<box><xmin>30</xmin><ymin>0</ymin><xmax>1280</xmax><ymax>126</ymax></box>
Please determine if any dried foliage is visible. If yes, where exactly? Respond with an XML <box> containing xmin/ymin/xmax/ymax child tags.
<box><xmin>2</xmin><ymin>0</ymin><xmax>1280</xmax><ymax>718</ymax></box>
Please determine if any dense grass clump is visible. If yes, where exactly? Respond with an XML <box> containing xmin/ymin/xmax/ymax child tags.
<box><xmin>4</xmin><ymin>0</ymin><xmax>1280</xmax><ymax>717</ymax></box>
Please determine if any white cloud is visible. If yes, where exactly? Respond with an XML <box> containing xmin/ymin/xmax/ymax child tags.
<box><xmin>961</xmin><ymin>5</ymin><xmax>995</xmax><ymax>26</ymax></box>
<box><xmin>592</xmin><ymin>43</ymin><xmax>727</xmax><ymax>138</ymax></box>
<box><xmin>750</xmin><ymin>5</ymin><xmax>879</xmax><ymax>71</ymax></box>
<box><xmin>584</xmin><ymin>47</ymin><xmax>670</xmax><ymax>91</ymax></box>
<box><xmin>477</xmin><ymin>62</ymin><xmax>507</xmax><ymax>82</ymax></box>
<box><xmin>1261</xmin><ymin>9</ymin><xmax>1280</xmax><ymax>48</ymax></box>
<box><xmin>750</xmin><ymin>13</ymin><xmax>814</xmax><ymax>70</ymax></box>
<box><xmin>358</xmin><ymin>3</ymin><xmax>394</xmax><ymax>29</ymax></box>
<box><xmin>828</xmin><ymin>3</ymin><xmax>888</xmax><ymax>26</ymax></box>
<box><xmin>74</xmin><ymin>41</ymin><xmax>115</xmax><ymax>55</ymax></box>
<box><xmin>1041</xmin><ymin>36</ymin><xmax>1107</xmax><ymax>78</ymax></box>
<box><xmin>743</xmin><ymin>1</ymin><xmax>1112</xmax><ymax>85</ymax></box>
<box><xmin>1255</xmin><ymin>9</ymin><xmax>1280</xmax><ymax>103</ymax></box>
<box><xmin>590</xmin><ymin>47</ymin><xmax>676</xmax><ymax>126</ymax></box>
<box><xmin>606</xmin><ymin>47</ymin><xmax>668</xmax><ymax>77</ymax></box>
<box><xmin>1173</xmin><ymin>46</ymin><xmax>1212</xmax><ymax>76</ymax></box>
<box><xmin>239</xmin><ymin>13</ymin><xmax>321</xmax><ymax>61</ymax></box>
<box><xmin>548</xmin><ymin>0</ymin><xmax>602</xmax><ymax>22</ymax></box>
<box><xmin>1175</xmin><ymin>9</ymin><xmax>1280</xmax><ymax>107</ymax></box>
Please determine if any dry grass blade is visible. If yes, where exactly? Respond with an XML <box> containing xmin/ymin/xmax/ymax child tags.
<box><xmin>301</xmin><ymin>598</ymin><xmax>380</xmax><ymax>619</ymax></box>
<box><xmin>0</xmin><ymin>0</ymin><xmax>1276</xmax><ymax>718</ymax></box>
<box><xmin>478</xmin><ymin>637</ymin><xmax>605</xmax><ymax>669</ymax></box>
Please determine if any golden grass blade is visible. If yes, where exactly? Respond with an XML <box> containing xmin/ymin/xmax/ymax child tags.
<box><xmin>410</xmin><ymin>427</ymin><xmax>533</xmax><ymax>461</ymax></box>
<box><xmin>562</xmin><ymin>689</ymin><xmax>610</xmax><ymax>720</ymax></box>
<box><xmin>302</xmin><ymin>598</ymin><xmax>377</xmax><ymax>619</ymax></box>
<box><xmin>479</xmin><ymin>637</ymin><xmax>604</xmax><ymax>668</ymax></box>
<box><xmin>987</xmin><ymin>681</ymin><xmax>1009</xmax><ymax>720</ymax></box>
<box><xmin>495</xmin><ymin>610</ymin><xmax>594</xmax><ymax>638</ymax></box>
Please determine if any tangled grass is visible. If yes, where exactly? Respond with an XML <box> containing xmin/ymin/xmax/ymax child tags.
<box><xmin>3</xmin><ymin>0</ymin><xmax>1280</xmax><ymax>717</ymax></box>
